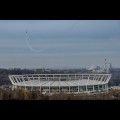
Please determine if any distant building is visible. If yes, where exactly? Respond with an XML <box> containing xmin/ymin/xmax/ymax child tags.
<box><xmin>0</xmin><ymin>85</ymin><xmax>12</xmax><ymax>89</ymax></box>
<box><xmin>87</xmin><ymin>59</ymin><xmax>112</xmax><ymax>74</ymax></box>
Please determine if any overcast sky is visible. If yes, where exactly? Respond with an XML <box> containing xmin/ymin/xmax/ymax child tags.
<box><xmin>0</xmin><ymin>20</ymin><xmax>120</xmax><ymax>69</ymax></box>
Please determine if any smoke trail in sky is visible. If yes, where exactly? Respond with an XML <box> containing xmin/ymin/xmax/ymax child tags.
<box><xmin>25</xmin><ymin>21</ymin><xmax>80</xmax><ymax>53</ymax></box>
<box><xmin>25</xmin><ymin>31</ymin><xmax>48</xmax><ymax>53</ymax></box>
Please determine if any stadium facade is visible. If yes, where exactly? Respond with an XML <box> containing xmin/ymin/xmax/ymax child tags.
<box><xmin>9</xmin><ymin>74</ymin><xmax>111</xmax><ymax>94</ymax></box>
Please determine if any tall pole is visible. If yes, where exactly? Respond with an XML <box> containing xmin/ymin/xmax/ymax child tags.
<box><xmin>26</xmin><ymin>31</ymin><xmax>28</xmax><ymax>42</ymax></box>
<box><xmin>104</xmin><ymin>58</ymin><xmax>109</xmax><ymax>73</ymax></box>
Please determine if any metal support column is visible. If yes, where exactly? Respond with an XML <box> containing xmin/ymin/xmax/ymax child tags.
<box><xmin>86</xmin><ymin>75</ymin><xmax>90</xmax><ymax>91</ymax></box>
<box><xmin>78</xmin><ymin>86</ymin><xmax>79</xmax><ymax>93</ymax></box>
<box><xmin>49</xmin><ymin>85</ymin><xmax>50</xmax><ymax>95</ymax></box>
<box><xmin>69</xmin><ymin>85</ymin><xmax>70</xmax><ymax>93</ymax></box>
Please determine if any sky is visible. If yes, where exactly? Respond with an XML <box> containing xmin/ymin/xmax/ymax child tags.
<box><xmin>0</xmin><ymin>20</ymin><xmax>120</xmax><ymax>69</ymax></box>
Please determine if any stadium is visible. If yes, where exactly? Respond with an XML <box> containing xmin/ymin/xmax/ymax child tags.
<box><xmin>8</xmin><ymin>74</ymin><xmax>111</xmax><ymax>95</ymax></box>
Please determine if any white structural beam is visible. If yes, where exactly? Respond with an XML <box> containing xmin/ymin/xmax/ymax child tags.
<box><xmin>86</xmin><ymin>75</ymin><xmax>90</xmax><ymax>91</ymax></box>
<box><xmin>92</xmin><ymin>75</ymin><xmax>97</xmax><ymax>91</ymax></box>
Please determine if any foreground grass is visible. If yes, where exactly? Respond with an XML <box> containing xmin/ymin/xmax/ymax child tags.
<box><xmin>0</xmin><ymin>88</ymin><xmax>120</xmax><ymax>100</ymax></box>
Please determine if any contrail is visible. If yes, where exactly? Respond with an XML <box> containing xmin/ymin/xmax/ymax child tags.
<box><xmin>25</xmin><ymin>21</ymin><xmax>80</xmax><ymax>53</ymax></box>
<box><xmin>25</xmin><ymin>31</ymin><xmax>48</xmax><ymax>53</ymax></box>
